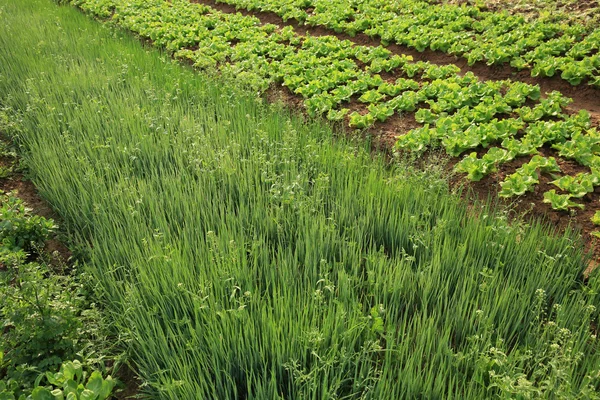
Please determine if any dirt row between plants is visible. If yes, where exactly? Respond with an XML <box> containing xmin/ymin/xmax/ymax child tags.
<box><xmin>190</xmin><ymin>0</ymin><xmax>600</xmax><ymax>273</ymax></box>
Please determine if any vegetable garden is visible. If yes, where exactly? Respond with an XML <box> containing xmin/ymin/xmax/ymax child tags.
<box><xmin>1</xmin><ymin>0</ymin><xmax>600</xmax><ymax>398</ymax></box>
<box><xmin>67</xmin><ymin>0</ymin><xmax>600</xmax><ymax>244</ymax></box>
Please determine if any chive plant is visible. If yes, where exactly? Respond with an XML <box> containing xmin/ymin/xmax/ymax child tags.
<box><xmin>1</xmin><ymin>0</ymin><xmax>599</xmax><ymax>398</ymax></box>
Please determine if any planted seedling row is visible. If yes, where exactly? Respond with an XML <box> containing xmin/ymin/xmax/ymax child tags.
<box><xmin>211</xmin><ymin>0</ymin><xmax>600</xmax><ymax>87</ymax></box>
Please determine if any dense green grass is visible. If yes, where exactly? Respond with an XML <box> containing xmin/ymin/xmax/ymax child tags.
<box><xmin>1</xmin><ymin>0</ymin><xmax>600</xmax><ymax>398</ymax></box>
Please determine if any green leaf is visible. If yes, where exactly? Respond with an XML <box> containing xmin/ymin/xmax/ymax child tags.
<box><xmin>592</xmin><ymin>211</ymin><xmax>600</xmax><ymax>226</ymax></box>
<box><xmin>61</xmin><ymin>361</ymin><xmax>83</xmax><ymax>382</ymax></box>
<box><xmin>543</xmin><ymin>190</ymin><xmax>584</xmax><ymax>211</ymax></box>
<box><xmin>80</xmin><ymin>389</ymin><xmax>97</xmax><ymax>400</ymax></box>
<box><xmin>31</xmin><ymin>387</ymin><xmax>53</xmax><ymax>400</ymax></box>
<box><xmin>51</xmin><ymin>389</ymin><xmax>64</xmax><ymax>400</ymax></box>
<box><xmin>46</xmin><ymin>372</ymin><xmax>62</xmax><ymax>386</ymax></box>
<box><xmin>86</xmin><ymin>371</ymin><xmax>104</xmax><ymax>396</ymax></box>
<box><xmin>63</xmin><ymin>379</ymin><xmax>79</xmax><ymax>396</ymax></box>
<box><xmin>98</xmin><ymin>377</ymin><xmax>116</xmax><ymax>400</ymax></box>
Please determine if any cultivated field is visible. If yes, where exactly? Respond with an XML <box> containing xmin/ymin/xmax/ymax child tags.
<box><xmin>0</xmin><ymin>0</ymin><xmax>599</xmax><ymax>398</ymax></box>
<box><xmin>67</xmin><ymin>0</ymin><xmax>600</xmax><ymax>254</ymax></box>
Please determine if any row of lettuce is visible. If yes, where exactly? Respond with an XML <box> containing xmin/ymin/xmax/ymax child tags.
<box><xmin>68</xmin><ymin>0</ymin><xmax>600</xmax><ymax>218</ymax></box>
<box><xmin>429</xmin><ymin>0</ymin><xmax>600</xmax><ymax>28</ymax></box>
<box><xmin>210</xmin><ymin>0</ymin><xmax>600</xmax><ymax>87</ymax></box>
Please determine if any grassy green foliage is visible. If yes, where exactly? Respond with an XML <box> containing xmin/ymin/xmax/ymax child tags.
<box><xmin>1</xmin><ymin>0</ymin><xmax>600</xmax><ymax>398</ymax></box>
<box><xmin>63</xmin><ymin>0</ymin><xmax>600</xmax><ymax>214</ymax></box>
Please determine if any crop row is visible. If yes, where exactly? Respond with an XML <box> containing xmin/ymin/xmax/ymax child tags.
<box><xmin>212</xmin><ymin>0</ymin><xmax>600</xmax><ymax>87</ymax></box>
<box><xmin>6</xmin><ymin>0</ymin><xmax>600</xmax><ymax>396</ymax></box>
<box><xmin>70</xmin><ymin>0</ymin><xmax>600</xmax><ymax>216</ymax></box>
<box><xmin>70</xmin><ymin>0</ymin><xmax>548</xmax><ymax>126</ymax></box>
<box><xmin>430</xmin><ymin>0</ymin><xmax>600</xmax><ymax>29</ymax></box>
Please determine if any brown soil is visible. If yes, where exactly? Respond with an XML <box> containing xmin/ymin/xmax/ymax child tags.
<box><xmin>113</xmin><ymin>364</ymin><xmax>142</xmax><ymax>399</ymax></box>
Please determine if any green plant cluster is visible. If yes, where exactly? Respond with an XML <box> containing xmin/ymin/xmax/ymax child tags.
<box><xmin>214</xmin><ymin>0</ymin><xmax>600</xmax><ymax>87</ymax></box>
<box><xmin>401</xmin><ymin>100</ymin><xmax>600</xmax><ymax>211</ymax></box>
<box><xmin>498</xmin><ymin>155</ymin><xmax>560</xmax><ymax>197</ymax></box>
<box><xmin>1</xmin><ymin>360</ymin><xmax>115</xmax><ymax>400</ymax></box>
<box><xmin>0</xmin><ymin>192</ymin><xmax>55</xmax><ymax>254</ymax></box>
<box><xmin>3</xmin><ymin>0</ymin><xmax>600</xmax><ymax>397</ymax></box>
<box><xmin>433</xmin><ymin>0</ymin><xmax>600</xmax><ymax>29</ymax></box>
<box><xmin>0</xmin><ymin>193</ymin><xmax>114</xmax><ymax>396</ymax></box>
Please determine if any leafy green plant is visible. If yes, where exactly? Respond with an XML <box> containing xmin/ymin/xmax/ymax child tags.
<box><xmin>326</xmin><ymin>108</ymin><xmax>349</xmax><ymax>122</ymax></box>
<box><xmin>0</xmin><ymin>360</ymin><xmax>116</xmax><ymax>400</ymax></box>
<box><xmin>454</xmin><ymin>147</ymin><xmax>514</xmax><ymax>181</ymax></box>
<box><xmin>550</xmin><ymin>174</ymin><xmax>595</xmax><ymax>198</ymax></box>
<box><xmin>499</xmin><ymin>171</ymin><xmax>538</xmax><ymax>197</ymax></box>
<box><xmin>0</xmin><ymin>192</ymin><xmax>104</xmax><ymax>396</ymax></box>
<box><xmin>415</xmin><ymin>109</ymin><xmax>437</xmax><ymax>124</ymax></box>
<box><xmin>37</xmin><ymin>360</ymin><xmax>115</xmax><ymax>400</ymax></box>
<box><xmin>442</xmin><ymin>131</ymin><xmax>483</xmax><ymax>157</ymax></box>
<box><xmin>501</xmin><ymin>138</ymin><xmax>541</xmax><ymax>157</ymax></box>
<box><xmin>388</xmin><ymin>91</ymin><xmax>420</xmax><ymax>112</ymax></box>
<box><xmin>358</xmin><ymin>90</ymin><xmax>384</xmax><ymax>104</ymax></box>
<box><xmin>377</xmin><ymin>82</ymin><xmax>403</xmax><ymax>97</ymax></box>
<box><xmin>529</xmin><ymin>155</ymin><xmax>561</xmax><ymax>173</ymax></box>
<box><xmin>367</xmin><ymin>103</ymin><xmax>394</xmax><ymax>122</ymax></box>
<box><xmin>0</xmin><ymin>191</ymin><xmax>56</xmax><ymax>253</ymax></box>
<box><xmin>591</xmin><ymin>211</ymin><xmax>600</xmax><ymax>226</ymax></box>
<box><xmin>394</xmin><ymin>126</ymin><xmax>433</xmax><ymax>153</ymax></box>
<box><xmin>543</xmin><ymin>190</ymin><xmax>584</xmax><ymax>211</ymax></box>
<box><xmin>504</xmin><ymin>82</ymin><xmax>541</xmax><ymax>106</ymax></box>
<box><xmin>0</xmin><ymin>260</ymin><xmax>93</xmax><ymax>389</ymax></box>
<box><xmin>497</xmin><ymin>157</ymin><xmax>558</xmax><ymax>197</ymax></box>
<box><xmin>553</xmin><ymin>130</ymin><xmax>600</xmax><ymax>166</ymax></box>
<box><xmin>454</xmin><ymin>152</ymin><xmax>493</xmax><ymax>181</ymax></box>
<box><xmin>348</xmin><ymin>112</ymin><xmax>375</xmax><ymax>128</ymax></box>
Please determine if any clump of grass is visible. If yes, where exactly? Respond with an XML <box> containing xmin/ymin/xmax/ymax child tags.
<box><xmin>1</xmin><ymin>0</ymin><xmax>599</xmax><ymax>398</ymax></box>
